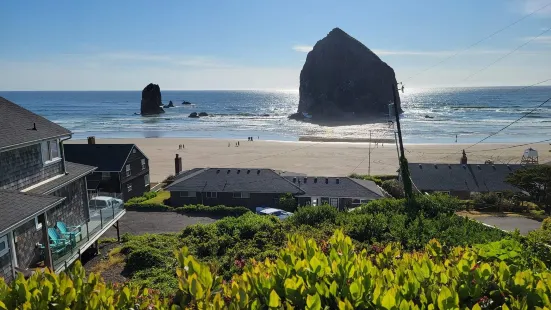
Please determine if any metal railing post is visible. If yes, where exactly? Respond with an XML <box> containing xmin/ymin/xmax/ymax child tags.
<box><xmin>100</xmin><ymin>209</ymin><xmax>103</xmax><ymax>228</ymax></box>
<box><xmin>86</xmin><ymin>222</ymin><xmax>90</xmax><ymax>241</ymax></box>
<box><xmin>112</xmin><ymin>205</ymin><xmax>115</xmax><ymax>218</ymax></box>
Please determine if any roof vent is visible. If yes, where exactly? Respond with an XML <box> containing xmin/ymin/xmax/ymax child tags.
<box><xmin>448</xmin><ymin>165</ymin><xmax>451</xmax><ymax>169</ymax></box>
<box><xmin>492</xmin><ymin>165</ymin><xmax>496</xmax><ymax>170</ymax></box>
<box><xmin>257</xmin><ymin>170</ymin><xmax>260</xmax><ymax>174</ymax></box>
<box><xmin>507</xmin><ymin>165</ymin><xmax>511</xmax><ymax>170</ymax></box>
<box><xmin>336</xmin><ymin>178</ymin><xmax>340</xmax><ymax>184</ymax></box>
<box><xmin>237</xmin><ymin>169</ymin><xmax>240</xmax><ymax>174</ymax></box>
<box><xmin>314</xmin><ymin>177</ymin><xmax>318</xmax><ymax>183</ymax></box>
<box><xmin>292</xmin><ymin>177</ymin><xmax>296</xmax><ymax>183</ymax></box>
<box><xmin>419</xmin><ymin>164</ymin><xmax>422</xmax><ymax>169</ymax></box>
<box><xmin>304</xmin><ymin>177</ymin><xmax>307</xmax><ymax>183</ymax></box>
<box><xmin>227</xmin><ymin>169</ymin><xmax>231</xmax><ymax>174</ymax></box>
<box><xmin>477</xmin><ymin>165</ymin><xmax>481</xmax><ymax>170</ymax></box>
<box><xmin>216</xmin><ymin>169</ymin><xmax>220</xmax><ymax>173</ymax></box>
<box><xmin>434</xmin><ymin>165</ymin><xmax>438</xmax><ymax>169</ymax></box>
<box><xmin>325</xmin><ymin>178</ymin><xmax>329</xmax><ymax>184</ymax></box>
<box><xmin>247</xmin><ymin>170</ymin><xmax>250</xmax><ymax>174</ymax></box>
<box><xmin>462</xmin><ymin>165</ymin><xmax>466</xmax><ymax>170</ymax></box>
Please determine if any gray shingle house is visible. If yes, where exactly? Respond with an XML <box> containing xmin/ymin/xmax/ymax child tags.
<box><xmin>408</xmin><ymin>163</ymin><xmax>524</xmax><ymax>199</ymax></box>
<box><xmin>0</xmin><ymin>97</ymin><xmax>125</xmax><ymax>283</ymax></box>
<box><xmin>165</xmin><ymin>168</ymin><xmax>383</xmax><ymax>209</ymax></box>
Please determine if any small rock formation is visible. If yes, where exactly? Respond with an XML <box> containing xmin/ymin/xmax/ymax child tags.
<box><xmin>182</xmin><ymin>101</ymin><xmax>192</xmax><ymax>105</ymax></box>
<box><xmin>198</xmin><ymin>112</ymin><xmax>208</xmax><ymax>117</ymax></box>
<box><xmin>296</xmin><ymin>28</ymin><xmax>401</xmax><ymax>120</ymax></box>
<box><xmin>164</xmin><ymin>100</ymin><xmax>175</xmax><ymax>108</ymax></box>
<box><xmin>140</xmin><ymin>83</ymin><xmax>165</xmax><ymax>115</ymax></box>
<box><xmin>188</xmin><ymin>112</ymin><xmax>199</xmax><ymax>118</ymax></box>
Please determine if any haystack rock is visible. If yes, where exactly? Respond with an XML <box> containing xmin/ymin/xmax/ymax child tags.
<box><xmin>164</xmin><ymin>100</ymin><xmax>175</xmax><ymax>108</ymax></box>
<box><xmin>296</xmin><ymin>28</ymin><xmax>401</xmax><ymax>120</ymax></box>
<box><xmin>140</xmin><ymin>83</ymin><xmax>165</xmax><ymax>115</ymax></box>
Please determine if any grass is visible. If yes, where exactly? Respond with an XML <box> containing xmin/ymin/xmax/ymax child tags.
<box><xmin>90</xmin><ymin>246</ymin><xmax>125</xmax><ymax>274</ymax></box>
<box><xmin>142</xmin><ymin>191</ymin><xmax>170</xmax><ymax>204</ymax></box>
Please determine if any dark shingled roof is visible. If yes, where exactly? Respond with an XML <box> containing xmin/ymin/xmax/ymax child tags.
<box><xmin>0</xmin><ymin>190</ymin><xmax>64</xmax><ymax>235</ymax></box>
<box><xmin>408</xmin><ymin>163</ymin><xmax>525</xmax><ymax>193</ymax></box>
<box><xmin>0</xmin><ymin>97</ymin><xmax>71</xmax><ymax>150</ymax></box>
<box><xmin>63</xmin><ymin>144</ymin><xmax>136</xmax><ymax>171</ymax></box>
<box><xmin>27</xmin><ymin>162</ymin><xmax>96</xmax><ymax>195</ymax></box>
<box><xmin>166</xmin><ymin>168</ymin><xmax>303</xmax><ymax>193</ymax></box>
<box><xmin>285</xmin><ymin>176</ymin><xmax>383</xmax><ymax>199</ymax></box>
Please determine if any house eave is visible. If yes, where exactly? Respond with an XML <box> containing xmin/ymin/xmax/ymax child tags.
<box><xmin>0</xmin><ymin>134</ymin><xmax>72</xmax><ymax>153</ymax></box>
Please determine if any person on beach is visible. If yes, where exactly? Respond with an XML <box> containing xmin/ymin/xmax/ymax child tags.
<box><xmin>178</xmin><ymin>144</ymin><xmax>182</xmax><ymax>149</ymax></box>
<box><xmin>455</xmin><ymin>135</ymin><xmax>458</xmax><ymax>143</ymax></box>
<box><xmin>228</xmin><ymin>142</ymin><xmax>230</xmax><ymax>147</ymax></box>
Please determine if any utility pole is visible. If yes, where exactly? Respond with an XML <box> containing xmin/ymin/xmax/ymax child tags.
<box><xmin>368</xmin><ymin>130</ymin><xmax>372</xmax><ymax>175</ymax></box>
<box><xmin>392</xmin><ymin>83</ymin><xmax>413</xmax><ymax>200</ymax></box>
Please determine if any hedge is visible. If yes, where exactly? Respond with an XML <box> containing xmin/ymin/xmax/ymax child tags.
<box><xmin>124</xmin><ymin>202</ymin><xmax>250</xmax><ymax>217</ymax></box>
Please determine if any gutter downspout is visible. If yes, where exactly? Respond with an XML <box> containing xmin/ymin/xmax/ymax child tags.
<box><xmin>59</xmin><ymin>136</ymin><xmax>72</xmax><ymax>174</ymax></box>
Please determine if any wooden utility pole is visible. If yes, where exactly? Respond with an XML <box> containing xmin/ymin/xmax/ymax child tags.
<box><xmin>392</xmin><ymin>84</ymin><xmax>413</xmax><ymax>200</ymax></box>
<box><xmin>368</xmin><ymin>130</ymin><xmax>372</xmax><ymax>175</ymax></box>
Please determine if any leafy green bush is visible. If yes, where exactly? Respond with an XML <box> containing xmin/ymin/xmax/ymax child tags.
<box><xmin>124</xmin><ymin>248</ymin><xmax>166</xmax><ymax>274</ymax></box>
<box><xmin>142</xmin><ymin>191</ymin><xmax>157</xmax><ymax>200</ymax></box>
<box><xmin>349</xmin><ymin>173</ymin><xmax>396</xmax><ymax>186</ymax></box>
<box><xmin>278</xmin><ymin>193</ymin><xmax>298</xmax><ymax>212</ymax></box>
<box><xmin>289</xmin><ymin>204</ymin><xmax>339</xmax><ymax>226</ymax></box>
<box><xmin>124</xmin><ymin>202</ymin><xmax>172</xmax><ymax>211</ymax></box>
<box><xmin>173</xmin><ymin>204</ymin><xmax>251</xmax><ymax>217</ymax></box>
<box><xmin>381</xmin><ymin>179</ymin><xmax>405</xmax><ymax>198</ymax></box>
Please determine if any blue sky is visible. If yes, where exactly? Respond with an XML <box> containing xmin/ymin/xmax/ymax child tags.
<box><xmin>1</xmin><ymin>0</ymin><xmax>550</xmax><ymax>90</ymax></box>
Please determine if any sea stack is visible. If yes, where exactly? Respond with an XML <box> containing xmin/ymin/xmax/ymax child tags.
<box><xmin>140</xmin><ymin>83</ymin><xmax>165</xmax><ymax>115</ymax></box>
<box><xmin>296</xmin><ymin>28</ymin><xmax>401</xmax><ymax>119</ymax></box>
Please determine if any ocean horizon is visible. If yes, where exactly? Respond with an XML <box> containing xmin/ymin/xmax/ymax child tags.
<box><xmin>1</xmin><ymin>86</ymin><xmax>550</xmax><ymax>144</ymax></box>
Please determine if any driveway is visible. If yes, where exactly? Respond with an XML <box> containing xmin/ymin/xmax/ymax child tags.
<box><xmin>474</xmin><ymin>216</ymin><xmax>541</xmax><ymax>235</ymax></box>
<box><xmin>102</xmin><ymin>211</ymin><xmax>218</xmax><ymax>238</ymax></box>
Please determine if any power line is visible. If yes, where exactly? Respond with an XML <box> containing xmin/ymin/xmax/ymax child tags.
<box><xmin>466</xmin><ymin>137</ymin><xmax>551</xmax><ymax>153</ymax></box>
<box><xmin>404</xmin><ymin>1</ymin><xmax>551</xmax><ymax>82</ymax></box>
<box><xmin>461</xmin><ymin>27</ymin><xmax>551</xmax><ymax>82</ymax></box>
<box><xmin>435</xmin><ymin>95</ymin><xmax>551</xmax><ymax>161</ymax></box>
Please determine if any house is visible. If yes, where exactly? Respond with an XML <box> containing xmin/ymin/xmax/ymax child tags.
<box><xmin>165</xmin><ymin>167</ymin><xmax>383</xmax><ymax>209</ymax></box>
<box><xmin>285</xmin><ymin>176</ymin><xmax>384</xmax><ymax>209</ymax></box>
<box><xmin>64</xmin><ymin>143</ymin><xmax>150</xmax><ymax>201</ymax></box>
<box><xmin>0</xmin><ymin>97</ymin><xmax>125</xmax><ymax>284</ymax></box>
<box><xmin>408</xmin><ymin>163</ymin><xmax>525</xmax><ymax>199</ymax></box>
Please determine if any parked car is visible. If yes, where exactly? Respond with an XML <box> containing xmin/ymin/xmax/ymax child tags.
<box><xmin>255</xmin><ymin>207</ymin><xmax>293</xmax><ymax>220</ymax></box>
<box><xmin>89</xmin><ymin>196</ymin><xmax>123</xmax><ymax>210</ymax></box>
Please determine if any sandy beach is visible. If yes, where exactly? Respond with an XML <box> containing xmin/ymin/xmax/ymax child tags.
<box><xmin>66</xmin><ymin>138</ymin><xmax>551</xmax><ymax>182</ymax></box>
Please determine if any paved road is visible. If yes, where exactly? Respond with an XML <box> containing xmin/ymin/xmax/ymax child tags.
<box><xmin>475</xmin><ymin>216</ymin><xmax>541</xmax><ymax>235</ymax></box>
<box><xmin>102</xmin><ymin>211</ymin><xmax>218</xmax><ymax>238</ymax></box>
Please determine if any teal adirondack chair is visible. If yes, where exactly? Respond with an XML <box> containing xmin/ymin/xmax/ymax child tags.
<box><xmin>56</xmin><ymin>221</ymin><xmax>82</xmax><ymax>243</ymax></box>
<box><xmin>47</xmin><ymin>227</ymin><xmax>69</xmax><ymax>254</ymax></box>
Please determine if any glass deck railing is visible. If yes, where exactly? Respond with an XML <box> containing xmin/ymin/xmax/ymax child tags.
<box><xmin>52</xmin><ymin>204</ymin><xmax>125</xmax><ymax>271</ymax></box>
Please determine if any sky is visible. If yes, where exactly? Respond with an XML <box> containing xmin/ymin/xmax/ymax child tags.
<box><xmin>1</xmin><ymin>0</ymin><xmax>550</xmax><ymax>90</ymax></box>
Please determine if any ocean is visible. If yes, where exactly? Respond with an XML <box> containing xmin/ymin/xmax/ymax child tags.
<box><xmin>1</xmin><ymin>87</ymin><xmax>550</xmax><ymax>143</ymax></box>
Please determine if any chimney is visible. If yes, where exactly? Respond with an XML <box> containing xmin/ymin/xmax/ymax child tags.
<box><xmin>336</xmin><ymin>178</ymin><xmax>340</xmax><ymax>184</ymax></box>
<box><xmin>174</xmin><ymin>154</ymin><xmax>182</xmax><ymax>175</ymax></box>
<box><xmin>87</xmin><ymin>136</ymin><xmax>96</xmax><ymax>144</ymax></box>
<box><xmin>460</xmin><ymin>149</ymin><xmax>468</xmax><ymax>164</ymax></box>
<box><xmin>325</xmin><ymin>178</ymin><xmax>328</xmax><ymax>184</ymax></box>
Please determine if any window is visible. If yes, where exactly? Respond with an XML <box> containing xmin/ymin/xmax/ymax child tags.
<box><xmin>127</xmin><ymin>184</ymin><xmax>132</xmax><ymax>192</ymax></box>
<box><xmin>330</xmin><ymin>198</ymin><xmax>339</xmax><ymax>208</ymax></box>
<box><xmin>206</xmin><ymin>192</ymin><xmax>217</xmax><ymax>198</ymax></box>
<box><xmin>233</xmin><ymin>192</ymin><xmax>250</xmax><ymax>199</ymax></box>
<box><xmin>144</xmin><ymin>174</ymin><xmax>150</xmax><ymax>187</ymax></box>
<box><xmin>101</xmin><ymin>172</ymin><xmax>110</xmax><ymax>180</ymax></box>
<box><xmin>141</xmin><ymin>159</ymin><xmax>146</xmax><ymax>170</ymax></box>
<box><xmin>180</xmin><ymin>191</ymin><xmax>196</xmax><ymax>198</ymax></box>
<box><xmin>0</xmin><ymin>235</ymin><xmax>8</xmax><ymax>257</ymax></box>
<box><xmin>125</xmin><ymin>164</ymin><xmax>131</xmax><ymax>177</ymax></box>
<box><xmin>352</xmin><ymin>199</ymin><xmax>369</xmax><ymax>205</ymax></box>
<box><xmin>34</xmin><ymin>217</ymin><xmax>42</xmax><ymax>230</ymax></box>
<box><xmin>41</xmin><ymin>139</ymin><xmax>60</xmax><ymax>164</ymax></box>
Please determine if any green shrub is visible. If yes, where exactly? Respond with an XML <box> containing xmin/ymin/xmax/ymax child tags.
<box><xmin>289</xmin><ymin>204</ymin><xmax>339</xmax><ymax>226</ymax></box>
<box><xmin>381</xmin><ymin>179</ymin><xmax>405</xmax><ymax>198</ymax></box>
<box><xmin>278</xmin><ymin>193</ymin><xmax>298</xmax><ymax>212</ymax></box>
<box><xmin>142</xmin><ymin>191</ymin><xmax>157</xmax><ymax>200</ymax></box>
<box><xmin>124</xmin><ymin>202</ymin><xmax>172</xmax><ymax>211</ymax></box>
<box><xmin>349</xmin><ymin>174</ymin><xmax>396</xmax><ymax>186</ymax></box>
<box><xmin>124</xmin><ymin>248</ymin><xmax>167</xmax><ymax>274</ymax></box>
<box><xmin>174</xmin><ymin>204</ymin><xmax>250</xmax><ymax>217</ymax></box>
